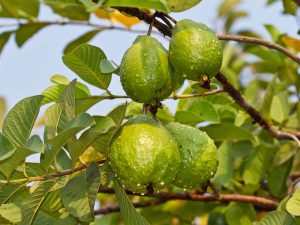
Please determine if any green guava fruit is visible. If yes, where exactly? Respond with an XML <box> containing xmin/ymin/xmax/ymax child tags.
<box><xmin>109</xmin><ymin>115</ymin><xmax>181</xmax><ymax>194</ymax></box>
<box><xmin>165</xmin><ymin>122</ymin><xmax>218</xmax><ymax>189</ymax></box>
<box><xmin>169</xmin><ymin>19</ymin><xmax>223</xmax><ymax>81</ymax></box>
<box><xmin>167</xmin><ymin>0</ymin><xmax>202</xmax><ymax>12</ymax></box>
<box><xmin>120</xmin><ymin>35</ymin><xmax>175</xmax><ymax>104</ymax></box>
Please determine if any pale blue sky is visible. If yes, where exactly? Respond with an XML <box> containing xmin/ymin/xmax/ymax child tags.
<box><xmin>0</xmin><ymin>0</ymin><xmax>299</xmax><ymax>115</ymax></box>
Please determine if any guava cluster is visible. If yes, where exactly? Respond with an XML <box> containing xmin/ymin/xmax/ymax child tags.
<box><xmin>109</xmin><ymin>19</ymin><xmax>222</xmax><ymax>193</ymax></box>
<box><xmin>120</xmin><ymin>19</ymin><xmax>223</xmax><ymax>104</ymax></box>
<box><xmin>109</xmin><ymin>115</ymin><xmax>218</xmax><ymax>194</ymax></box>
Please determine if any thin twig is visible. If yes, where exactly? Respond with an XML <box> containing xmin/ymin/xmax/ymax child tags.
<box><xmin>0</xmin><ymin>159</ymin><xmax>106</xmax><ymax>184</ymax></box>
<box><xmin>218</xmin><ymin>34</ymin><xmax>300</xmax><ymax>65</ymax></box>
<box><xmin>100</xmin><ymin>187</ymin><xmax>279</xmax><ymax>210</ymax></box>
<box><xmin>215</xmin><ymin>72</ymin><xmax>300</xmax><ymax>145</ymax></box>
<box><xmin>94</xmin><ymin>199</ymin><xmax>167</xmax><ymax>215</ymax></box>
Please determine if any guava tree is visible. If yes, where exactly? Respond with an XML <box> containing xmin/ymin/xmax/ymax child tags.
<box><xmin>0</xmin><ymin>0</ymin><xmax>300</xmax><ymax>224</ymax></box>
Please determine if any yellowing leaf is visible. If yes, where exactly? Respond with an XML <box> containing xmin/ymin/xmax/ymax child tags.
<box><xmin>94</xmin><ymin>8</ymin><xmax>140</xmax><ymax>28</ymax></box>
<box><xmin>281</xmin><ymin>35</ymin><xmax>300</xmax><ymax>51</ymax></box>
<box><xmin>79</xmin><ymin>146</ymin><xmax>106</xmax><ymax>164</ymax></box>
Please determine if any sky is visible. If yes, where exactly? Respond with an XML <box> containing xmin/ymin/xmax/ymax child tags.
<box><xmin>0</xmin><ymin>0</ymin><xmax>299</xmax><ymax>116</ymax></box>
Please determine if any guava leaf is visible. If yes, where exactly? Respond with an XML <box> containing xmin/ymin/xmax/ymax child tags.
<box><xmin>2</xmin><ymin>95</ymin><xmax>43</xmax><ymax>147</ymax></box>
<box><xmin>286</xmin><ymin>187</ymin><xmax>300</xmax><ymax>216</ymax></box>
<box><xmin>20</xmin><ymin>180</ymin><xmax>57</xmax><ymax>225</ymax></box>
<box><xmin>253</xmin><ymin>211</ymin><xmax>295</xmax><ymax>225</ymax></box>
<box><xmin>62</xmin><ymin>163</ymin><xmax>101</xmax><ymax>222</ymax></box>
<box><xmin>63</xmin><ymin>44</ymin><xmax>112</xmax><ymax>90</ymax></box>
<box><xmin>114</xmin><ymin>179</ymin><xmax>150</xmax><ymax>225</ymax></box>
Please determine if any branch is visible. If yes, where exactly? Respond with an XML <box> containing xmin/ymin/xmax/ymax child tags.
<box><xmin>218</xmin><ymin>34</ymin><xmax>300</xmax><ymax>65</ymax></box>
<box><xmin>99</xmin><ymin>187</ymin><xmax>278</xmax><ymax>210</ymax></box>
<box><xmin>115</xmin><ymin>7</ymin><xmax>300</xmax><ymax>65</ymax></box>
<box><xmin>94</xmin><ymin>199</ymin><xmax>167</xmax><ymax>215</ymax></box>
<box><xmin>0</xmin><ymin>159</ymin><xmax>106</xmax><ymax>184</ymax></box>
<box><xmin>215</xmin><ymin>72</ymin><xmax>300</xmax><ymax>146</ymax></box>
<box><xmin>292</xmin><ymin>0</ymin><xmax>300</xmax><ymax>6</ymax></box>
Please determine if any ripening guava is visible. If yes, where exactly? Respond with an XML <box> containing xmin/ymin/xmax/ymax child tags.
<box><xmin>109</xmin><ymin>115</ymin><xmax>181</xmax><ymax>194</ymax></box>
<box><xmin>167</xmin><ymin>0</ymin><xmax>202</xmax><ymax>12</ymax></box>
<box><xmin>165</xmin><ymin>122</ymin><xmax>218</xmax><ymax>189</ymax></box>
<box><xmin>169</xmin><ymin>19</ymin><xmax>223</xmax><ymax>81</ymax></box>
<box><xmin>120</xmin><ymin>35</ymin><xmax>175</xmax><ymax>104</ymax></box>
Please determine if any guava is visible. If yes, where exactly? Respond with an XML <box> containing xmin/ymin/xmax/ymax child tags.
<box><xmin>165</xmin><ymin>122</ymin><xmax>218</xmax><ymax>189</ymax></box>
<box><xmin>120</xmin><ymin>35</ymin><xmax>175</xmax><ymax>104</ymax></box>
<box><xmin>109</xmin><ymin>115</ymin><xmax>181</xmax><ymax>194</ymax></box>
<box><xmin>167</xmin><ymin>0</ymin><xmax>202</xmax><ymax>12</ymax></box>
<box><xmin>169</xmin><ymin>19</ymin><xmax>223</xmax><ymax>81</ymax></box>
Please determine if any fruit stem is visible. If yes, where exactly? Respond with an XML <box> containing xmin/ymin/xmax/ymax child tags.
<box><xmin>157</xmin><ymin>11</ymin><xmax>177</xmax><ymax>25</ymax></box>
<box><xmin>147</xmin><ymin>11</ymin><xmax>159</xmax><ymax>36</ymax></box>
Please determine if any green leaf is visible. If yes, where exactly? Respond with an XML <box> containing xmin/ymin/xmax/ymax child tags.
<box><xmin>218</xmin><ymin>0</ymin><xmax>241</xmax><ymax>16</ymax></box>
<box><xmin>105</xmin><ymin>0</ymin><xmax>171</xmax><ymax>12</ymax></box>
<box><xmin>225</xmin><ymin>203</ymin><xmax>255</xmax><ymax>225</ymax></box>
<box><xmin>212</xmin><ymin>142</ymin><xmax>235</xmax><ymax>190</ymax></box>
<box><xmin>50</xmin><ymin>75</ymin><xmax>70</xmax><ymax>85</ymax></box>
<box><xmin>63</xmin><ymin>44</ymin><xmax>112</xmax><ymax>90</ymax></box>
<box><xmin>42</xmin><ymin>0</ymin><xmax>81</xmax><ymax>6</ymax></box>
<box><xmin>264</xmin><ymin>24</ymin><xmax>282</xmax><ymax>42</ymax></box>
<box><xmin>44</xmin><ymin>103</ymin><xmax>64</xmax><ymax>141</ymax></box>
<box><xmin>282</xmin><ymin>0</ymin><xmax>297</xmax><ymax>15</ymax></box>
<box><xmin>270</xmin><ymin>92</ymin><xmax>288</xmax><ymax>123</ymax></box>
<box><xmin>55</xmin><ymin>149</ymin><xmax>72</xmax><ymax>171</ymax></box>
<box><xmin>242</xmin><ymin>146</ymin><xmax>268</xmax><ymax>186</ymax></box>
<box><xmin>62</xmin><ymin>163</ymin><xmax>101</xmax><ymax>222</ymax></box>
<box><xmin>107</xmin><ymin>104</ymin><xmax>127</xmax><ymax>126</ymax></box>
<box><xmin>68</xmin><ymin>132</ymin><xmax>102</xmax><ymax>166</ymax></box>
<box><xmin>0</xmin><ymin>0</ymin><xmax>39</xmax><ymax>21</ymax></box>
<box><xmin>100</xmin><ymin>59</ymin><xmax>118</xmax><ymax>74</ymax></box>
<box><xmin>224</xmin><ymin>11</ymin><xmax>247</xmax><ymax>32</ymax></box>
<box><xmin>0</xmin><ymin>132</ymin><xmax>15</xmax><ymax>161</ymax></box>
<box><xmin>75</xmin><ymin>95</ymin><xmax>107</xmax><ymax>115</ymax></box>
<box><xmin>188</xmin><ymin>100</ymin><xmax>220</xmax><ymax>124</ymax></box>
<box><xmin>2</xmin><ymin>95</ymin><xmax>43</xmax><ymax>146</ymax></box>
<box><xmin>286</xmin><ymin>187</ymin><xmax>300</xmax><ymax>216</ymax></box>
<box><xmin>175</xmin><ymin>110</ymin><xmax>202</xmax><ymax>126</ymax></box>
<box><xmin>15</xmin><ymin>23</ymin><xmax>50</xmax><ymax>47</ymax></box>
<box><xmin>41</xmin><ymin>113</ymin><xmax>95</xmax><ymax>171</ymax></box>
<box><xmin>262</xmin><ymin>78</ymin><xmax>277</xmax><ymax>119</ymax></box>
<box><xmin>253</xmin><ymin>211</ymin><xmax>295</xmax><ymax>225</ymax></box>
<box><xmin>0</xmin><ymin>146</ymin><xmax>37</xmax><ymax>178</ymax></box>
<box><xmin>20</xmin><ymin>181</ymin><xmax>57</xmax><ymax>225</ymax></box>
<box><xmin>64</xmin><ymin>29</ymin><xmax>102</xmax><ymax>54</ymax></box>
<box><xmin>0</xmin><ymin>31</ymin><xmax>13</xmax><ymax>55</ymax></box>
<box><xmin>201</xmin><ymin>122</ymin><xmax>253</xmax><ymax>141</ymax></box>
<box><xmin>0</xmin><ymin>183</ymin><xmax>26</xmax><ymax>204</ymax></box>
<box><xmin>42</xmin><ymin>84</ymin><xmax>90</xmax><ymax>105</ymax></box>
<box><xmin>114</xmin><ymin>179</ymin><xmax>150</xmax><ymax>225</ymax></box>
<box><xmin>0</xmin><ymin>203</ymin><xmax>22</xmax><ymax>223</ymax></box>
<box><xmin>57</xmin><ymin>80</ymin><xmax>76</xmax><ymax>132</ymax></box>
<box><xmin>42</xmin><ymin>85</ymin><xmax>66</xmax><ymax>105</ymax></box>
<box><xmin>268</xmin><ymin>158</ymin><xmax>293</xmax><ymax>198</ymax></box>
<box><xmin>26</xmin><ymin>135</ymin><xmax>44</xmax><ymax>153</ymax></box>
<box><xmin>46</xmin><ymin>3</ymin><xmax>89</xmax><ymax>21</ymax></box>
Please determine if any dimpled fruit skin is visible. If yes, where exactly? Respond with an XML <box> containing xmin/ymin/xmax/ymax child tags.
<box><xmin>109</xmin><ymin>115</ymin><xmax>181</xmax><ymax>194</ymax></box>
<box><xmin>120</xmin><ymin>35</ymin><xmax>175</xmax><ymax>104</ymax></box>
<box><xmin>169</xmin><ymin>19</ymin><xmax>223</xmax><ymax>81</ymax></box>
<box><xmin>165</xmin><ymin>122</ymin><xmax>218</xmax><ymax>189</ymax></box>
<box><xmin>167</xmin><ymin>0</ymin><xmax>202</xmax><ymax>12</ymax></box>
